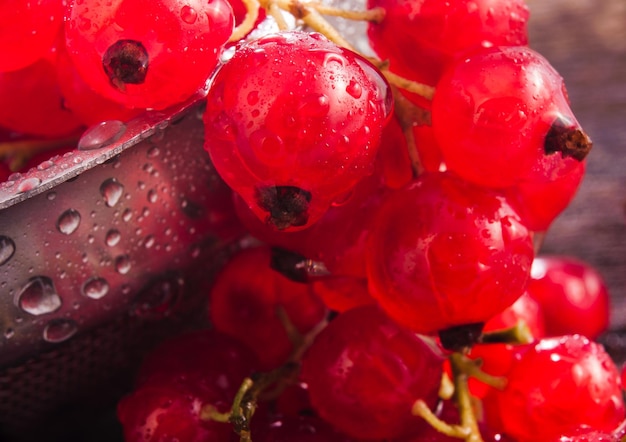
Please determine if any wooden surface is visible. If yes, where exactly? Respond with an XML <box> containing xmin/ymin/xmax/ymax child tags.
<box><xmin>525</xmin><ymin>0</ymin><xmax>626</xmax><ymax>327</ymax></box>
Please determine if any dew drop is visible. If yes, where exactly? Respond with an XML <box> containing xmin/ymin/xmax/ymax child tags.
<box><xmin>0</xmin><ymin>236</ymin><xmax>16</xmax><ymax>266</ymax></box>
<box><xmin>56</xmin><ymin>209</ymin><xmax>81</xmax><ymax>235</ymax></box>
<box><xmin>147</xmin><ymin>146</ymin><xmax>160</xmax><ymax>158</ymax></box>
<box><xmin>322</xmin><ymin>52</ymin><xmax>347</xmax><ymax>68</ymax></box>
<box><xmin>346</xmin><ymin>80</ymin><xmax>362</xmax><ymax>99</ymax></box>
<box><xmin>78</xmin><ymin>120</ymin><xmax>126</xmax><ymax>151</ymax></box>
<box><xmin>47</xmin><ymin>192</ymin><xmax>57</xmax><ymax>201</ymax></box>
<box><xmin>100</xmin><ymin>178</ymin><xmax>124</xmax><ymax>207</ymax></box>
<box><xmin>43</xmin><ymin>319</ymin><xmax>78</xmax><ymax>343</ymax></box>
<box><xmin>17</xmin><ymin>177</ymin><xmax>42</xmax><ymax>193</ymax></box>
<box><xmin>115</xmin><ymin>255</ymin><xmax>132</xmax><ymax>274</ymax></box>
<box><xmin>81</xmin><ymin>277</ymin><xmax>110</xmax><ymax>299</ymax></box>
<box><xmin>179</xmin><ymin>4</ymin><xmax>198</xmax><ymax>23</ymax></box>
<box><xmin>147</xmin><ymin>189</ymin><xmax>158</xmax><ymax>203</ymax></box>
<box><xmin>144</xmin><ymin>235</ymin><xmax>155</xmax><ymax>249</ymax></box>
<box><xmin>4</xmin><ymin>328</ymin><xmax>14</xmax><ymax>339</ymax></box>
<box><xmin>15</xmin><ymin>276</ymin><xmax>62</xmax><ymax>316</ymax></box>
<box><xmin>105</xmin><ymin>229</ymin><xmax>121</xmax><ymax>247</ymax></box>
<box><xmin>122</xmin><ymin>208</ymin><xmax>133</xmax><ymax>222</ymax></box>
<box><xmin>37</xmin><ymin>160</ymin><xmax>54</xmax><ymax>171</ymax></box>
<box><xmin>247</xmin><ymin>90</ymin><xmax>260</xmax><ymax>106</ymax></box>
<box><xmin>131</xmin><ymin>274</ymin><xmax>183</xmax><ymax>318</ymax></box>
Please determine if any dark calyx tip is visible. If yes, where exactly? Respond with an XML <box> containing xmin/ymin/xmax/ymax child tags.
<box><xmin>102</xmin><ymin>39</ymin><xmax>149</xmax><ymax>91</ymax></box>
<box><xmin>270</xmin><ymin>247</ymin><xmax>309</xmax><ymax>283</ymax></box>
<box><xmin>438</xmin><ymin>322</ymin><xmax>485</xmax><ymax>352</ymax></box>
<box><xmin>256</xmin><ymin>185</ymin><xmax>312</xmax><ymax>231</ymax></box>
<box><xmin>544</xmin><ymin>116</ymin><xmax>593</xmax><ymax>161</ymax></box>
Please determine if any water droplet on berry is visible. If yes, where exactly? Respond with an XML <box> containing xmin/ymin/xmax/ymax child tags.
<box><xmin>180</xmin><ymin>5</ymin><xmax>198</xmax><ymax>24</ymax></box>
<box><xmin>322</xmin><ymin>53</ymin><xmax>348</xmax><ymax>68</ymax></box>
<box><xmin>346</xmin><ymin>80</ymin><xmax>362</xmax><ymax>99</ymax></box>
<box><xmin>115</xmin><ymin>255</ymin><xmax>132</xmax><ymax>274</ymax></box>
<box><xmin>298</xmin><ymin>94</ymin><xmax>330</xmax><ymax>118</ymax></box>
<box><xmin>78</xmin><ymin>120</ymin><xmax>126</xmax><ymax>151</ymax></box>
<box><xmin>43</xmin><ymin>319</ymin><xmax>78</xmax><ymax>343</ymax></box>
<box><xmin>17</xmin><ymin>177</ymin><xmax>41</xmax><ymax>193</ymax></box>
<box><xmin>131</xmin><ymin>273</ymin><xmax>183</xmax><ymax>318</ymax></box>
<box><xmin>16</xmin><ymin>276</ymin><xmax>62</xmax><ymax>316</ymax></box>
<box><xmin>247</xmin><ymin>90</ymin><xmax>260</xmax><ymax>106</ymax></box>
<box><xmin>105</xmin><ymin>229</ymin><xmax>121</xmax><ymax>247</ymax></box>
<box><xmin>81</xmin><ymin>277</ymin><xmax>110</xmax><ymax>299</ymax></box>
<box><xmin>56</xmin><ymin>209</ymin><xmax>81</xmax><ymax>235</ymax></box>
<box><xmin>100</xmin><ymin>178</ymin><xmax>124</xmax><ymax>207</ymax></box>
<box><xmin>0</xmin><ymin>236</ymin><xmax>16</xmax><ymax>266</ymax></box>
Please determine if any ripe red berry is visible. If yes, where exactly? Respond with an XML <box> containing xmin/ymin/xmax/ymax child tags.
<box><xmin>431</xmin><ymin>46</ymin><xmax>591</xmax><ymax>188</ymax></box>
<box><xmin>65</xmin><ymin>0</ymin><xmax>234</xmax><ymax>109</ymax></box>
<box><xmin>204</xmin><ymin>31</ymin><xmax>392</xmax><ymax>230</ymax></box>
<box><xmin>528</xmin><ymin>256</ymin><xmax>610</xmax><ymax>339</ymax></box>
<box><xmin>366</xmin><ymin>172</ymin><xmax>534</xmax><ymax>334</ymax></box>
<box><xmin>367</xmin><ymin>0</ymin><xmax>529</xmax><ymax>103</ymax></box>
<box><xmin>301</xmin><ymin>305</ymin><xmax>444</xmax><ymax>440</ymax></box>
<box><xmin>0</xmin><ymin>0</ymin><xmax>64</xmax><ymax>72</ymax></box>
<box><xmin>208</xmin><ymin>246</ymin><xmax>326</xmax><ymax>369</ymax></box>
<box><xmin>490</xmin><ymin>335</ymin><xmax>625</xmax><ymax>441</ymax></box>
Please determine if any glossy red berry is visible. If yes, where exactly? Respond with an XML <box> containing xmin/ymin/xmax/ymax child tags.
<box><xmin>65</xmin><ymin>0</ymin><xmax>234</xmax><ymax>109</ymax></box>
<box><xmin>367</xmin><ymin>0</ymin><xmax>529</xmax><ymax>101</ymax></box>
<box><xmin>491</xmin><ymin>335</ymin><xmax>625</xmax><ymax>442</ymax></box>
<box><xmin>432</xmin><ymin>46</ymin><xmax>591</xmax><ymax>188</ymax></box>
<box><xmin>301</xmin><ymin>305</ymin><xmax>444</xmax><ymax>440</ymax></box>
<box><xmin>0</xmin><ymin>0</ymin><xmax>64</xmax><ymax>72</ymax></box>
<box><xmin>366</xmin><ymin>172</ymin><xmax>534</xmax><ymax>334</ymax></box>
<box><xmin>204</xmin><ymin>31</ymin><xmax>392</xmax><ymax>230</ymax></box>
<box><xmin>528</xmin><ymin>256</ymin><xmax>610</xmax><ymax>339</ymax></box>
<box><xmin>0</xmin><ymin>54</ymin><xmax>84</xmax><ymax>137</ymax></box>
<box><xmin>208</xmin><ymin>246</ymin><xmax>326</xmax><ymax>369</ymax></box>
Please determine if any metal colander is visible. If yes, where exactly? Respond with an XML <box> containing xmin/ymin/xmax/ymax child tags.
<box><xmin>0</xmin><ymin>98</ymin><xmax>242</xmax><ymax>441</ymax></box>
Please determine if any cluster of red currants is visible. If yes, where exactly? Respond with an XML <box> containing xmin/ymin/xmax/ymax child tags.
<box><xmin>1</xmin><ymin>0</ymin><xmax>623</xmax><ymax>440</ymax></box>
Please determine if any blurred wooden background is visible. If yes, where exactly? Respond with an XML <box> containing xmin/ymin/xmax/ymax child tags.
<box><xmin>525</xmin><ymin>0</ymin><xmax>626</xmax><ymax>328</ymax></box>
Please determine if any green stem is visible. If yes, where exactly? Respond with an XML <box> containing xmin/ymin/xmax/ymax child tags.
<box><xmin>450</xmin><ymin>353</ymin><xmax>485</xmax><ymax>442</ymax></box>
<box><xmin>479</xmin><ymin>320</ymin><xmax>534</xmax><ymax>345</ymax></box>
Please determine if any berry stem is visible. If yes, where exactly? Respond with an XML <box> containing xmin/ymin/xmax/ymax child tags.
<box><xmin>309</xmin><ymin>4</ymin><xmax>385</xmax><ymax>23</ymax></box>
<box><xmin>452</xmin><ymin>353</ymin><xmax>507</xmax><ymax>390</ymax></box>
<box><xmin>391</xmin><ymin>85</ymin><xmax>430</xmax><ymax>176</ymax></box>
<box><xmin>439</xmin><ymin>371</ymin><xmax>455</xmax><ymax>400</ymax></box>
<box><xmin>229</xmin><ymin>0</ymin><xmax>260</xmax><ymax>42</ymax></box>
<box><xmin>450</xmin><ymin>353</ymin><xmax>485</xmax><ymax>442</ymax></box>
<box><xmin>412</xmin><ymin>399</ymin><xmax>471</xmax><ymax>439</ymax></box>
<box><xmin>382</xmin><ymin>69</ymin><xmax>435</xmax><ymax>100</ymax></box>
<box><xmin>479</xmin><ymin>319</ymin><xmax>534</xmax><ymax>345</ymax></box>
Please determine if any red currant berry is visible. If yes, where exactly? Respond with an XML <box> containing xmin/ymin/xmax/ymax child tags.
<box><xmin>528</xmin><ymin>256</ymin><xmax>610</xmax><ymax>339</ymax></box>
<box><xmin>117</xmin><ymin>383</ymin><xmax>233</xmax><ymax>442</ymax></box>
<box><xmin>366</xmin><ymin>171</ymin><xmax>534</xmax><ymax>334</ymax></box>
<box><xmin>301</xmin><ymin>305</ymin><xmax>444</xmax><ymax>440</ymax></box>
<box><xmin>204</xmin><ymin>31</ymin><xmax>392</xmax><ymax>230</ymax></box>
<box><xmin>0</xmin><ymin>53</ymin><xmax>84</xmax><ymax>137</ymax></box>
<box><xmin>432</xmin><ymin>46</ymin><xmax>591</xmax><ymax>188</ymax></box>
<box><xmin>208</xmin><ymin>246</ymin><xmax>326</xmax><ymax>369</ymax></box>
<box><xmin>311</xmin><ymin>276</ymin><xmax>375</xmax><ymax>313</ymax></box>
<box><xmin>367</xmin><ymin>0</ymin><xmax>529</xmax><ymax>102</ymax></box>
<box><xmin>65</xmin><ymin>0</ymin><xmax>234</xmax><ymax>109</ymax></box>
<box><xmin>0</xmin><ymin>0</ymin><xmax>64</xmax><ymax>72</ymax></box>
<box><xmin>491</xmin><ymin>335</ymin><xmax>625</xmax><ymax>441</ymax></box>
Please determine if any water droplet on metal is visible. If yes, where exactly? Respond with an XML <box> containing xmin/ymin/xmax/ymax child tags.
<box><xmin>43</xmin><ymin>319</ymin><xmax>78</xmax><ymax>343</ymax></box>
<box><xmin>17</xmin><ymin>177</ymin><xmax>42</xmax><ymax>193</ymax></box>
<box><xmin>0</xmin><ymin>236</ymin><xmax>16</xmax><ymax>266</ymax></box>
<box><xmin>15</xmin><ymin>276</ymin><xmax>62</xmax><ymax>316</ymax></box>
<box><xmin>147</xmin><ymin>146</ymin><xmax>160</xmax><ymax>158</ymax></box>
<box><xmin>56</xmin><ymin>209</ymin><xmax>81</xmax><ymax>235</ymax></box>
<box><xmin>105</xmin><ymin>229</ymin><xmax>121</xmax><ymax>247</ymax></box>
<box><xmin>81</xmin><ymin>277</ymin><xmax>110</xmax><ymax>299</ymax></box>
<box><xmin>147</xmin><ymin>189</ymin><xmax>158</xmax><ymax>203</ymax></box>
<box><xmin>122</xmin><ymin>208</ymin><xmax>133</xmax><ymax>222</ymax></box>
<box><xmin>37</xmin><ymin>160</ymin><xmax>54</xmax><ymax>170</ymax></box>
<box><xmin>115</xmin><ymin>255</ymin><xmax>131</xmax><ymax>274</ymax></box>
<box><xmin>47</xmin><ymin>192</ymin><xmax>57</xmax><ymax>201</ymax></box>
<box><xmin>131</xmin><ymin>273</ymin><xmax>183</xmax><ymax>318</ymax></box>
<box><xmin>77</xmin><ymin>120</ymin><xmax>126</xmax><ymax>150</ymax></box>
<box><xmin>100</xmin><ymin>178</ymin><xmax>124</xmax><ymax>207</ymax></box>
<box><xmin>4</xmin><ymin>328</ymin><xmax>14</xmax><ymax>339</ymax></box>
